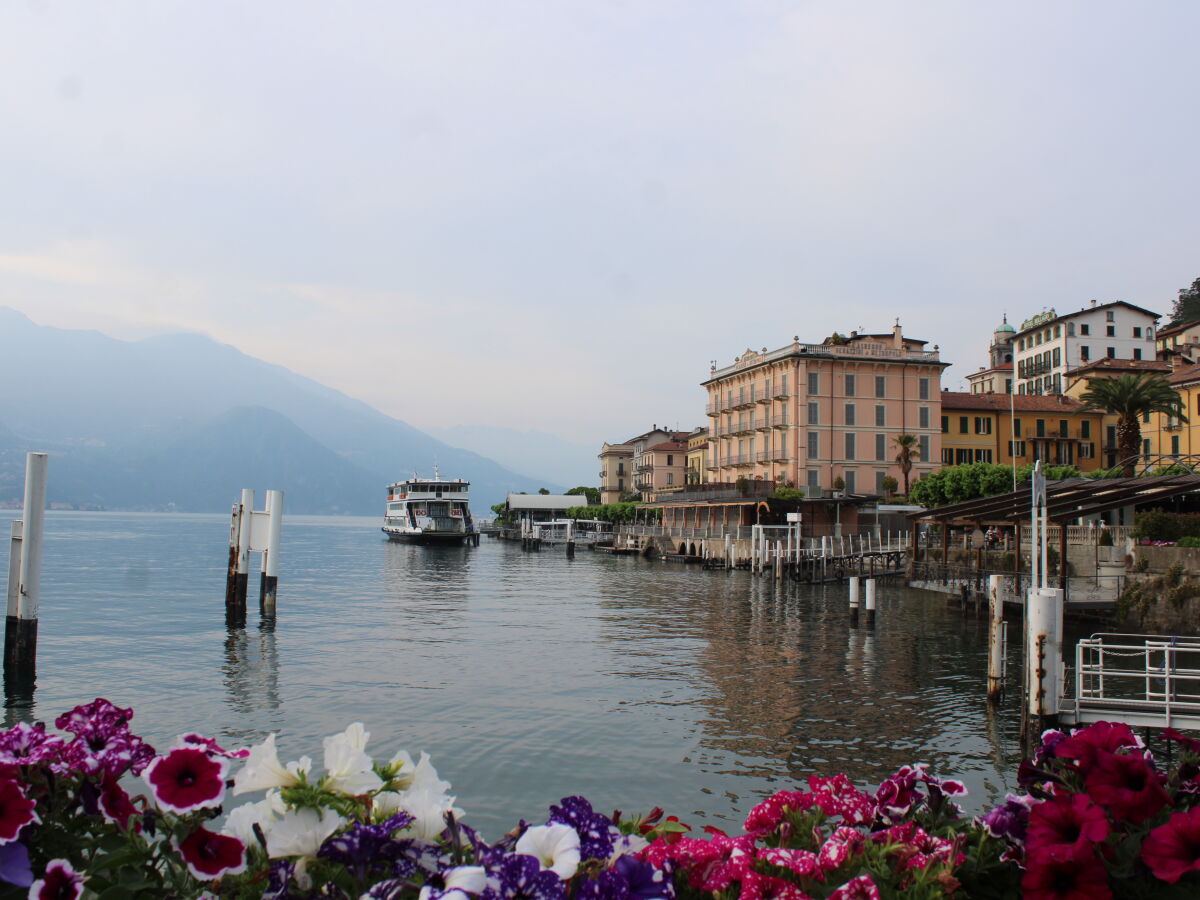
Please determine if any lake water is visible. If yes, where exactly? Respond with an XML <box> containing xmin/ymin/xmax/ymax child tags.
<box><xmin>1</xmin><ymin>510</ymin><xmax>1024</xmax><ymax>835</ymax></box>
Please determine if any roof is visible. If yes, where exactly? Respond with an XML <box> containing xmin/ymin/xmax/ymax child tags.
<box><xmin>1157</xmin><ymin>320</ymin><xmax>1200</xmax><ymax>339</ymax></box>
<box><xmin>506</xmin><ymin>494</ymin><xmax>580</xmax><ymax>510</ymax></box>
<box><xmin>1013</xmin><ymin>301</ymin><xmax>1162</xmax><ymax>338</ymax></box>
<box><xmin>1065</xmin><ymin>358</ymin><xmax>1172</xmax><ymax>379</ymax></box>
<box><xmin>1169</xmin><ymin>363</ymin><xmax>1200</xmax><ymax>387</ymax></box>
<box><xmin>647</xmin><ymin>440</ymin><xmax>687</xmax><ymax>452</ymax></box>
<box><xmin>910</xmin><ymin>473</ymin><xmax>1200</xmax><ymax>525</ymax></box>
<box><xmin>939</xmin><ymin>391</ymin><xmax>1090</xmax><ymax>413</ymax></box>
<box><xmin>966</xmin><ymin>362</ymin><xmax>1013</xmax><ymax>377</ymax></box>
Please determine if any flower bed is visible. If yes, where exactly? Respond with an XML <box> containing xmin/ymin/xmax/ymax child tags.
<box><xmin>2</xmin><ymin>700</ymin><xmax>1200</xmax><ymax>898</ymax></box>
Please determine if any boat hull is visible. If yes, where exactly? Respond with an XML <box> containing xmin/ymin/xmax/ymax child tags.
<box><xmin>382</xmin><ymin>527</ymin><xmax>473</xmax><ymax>545</ymax></box>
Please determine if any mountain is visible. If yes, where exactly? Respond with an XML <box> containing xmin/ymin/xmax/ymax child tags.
<box><xmin>424</xmin><ymin>424</ymin><xmax>597</xmax><ymax>489</ymax></box>
<box><xmin>0</xmin><ymin>308</ymin><xmax>549</xmax><ymax>512</ymax></box>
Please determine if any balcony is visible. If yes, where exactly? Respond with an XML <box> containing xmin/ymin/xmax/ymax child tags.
<box><xmin>733</xmin><ymin>419</ymin><xmax>757</xmax><ymax>435</ymax></box>
<box><xmin>733</xmin><ymin>393</ymin><xmax>756</xmax><ymax>410</ymax></box>
<box><xmin>771</xmin><ymin>413</ymin><xmax>789</xmax><ymax>428</ymax></box>
<box><xmin>773</xmin><ymin>385</ymin><xmax>790</xmax><ymax>399</ymax></box>
<box><xmin>755</xmin><ymin>417</ymin><xmax>771</xmax><ymax>431</ymax></box>
<box><xmin>771</xmin><ymin>449</ymin><xmax>792</xmax><ymax>461</ymax></box>
<box><xmin>706</xmin><ymin>405</ymin><xmax>720</xmax><ymax>417</ymax></box>
<box><xmin>756</xmin><ymin>393</ymin><xmax>771</xmax><ymax>405</ymax></box>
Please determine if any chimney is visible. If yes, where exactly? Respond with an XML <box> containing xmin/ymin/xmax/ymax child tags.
<box><xmin>892</xmin><ymin>321</ymin><xmax>904</xmax><ymax>349</ymax></box>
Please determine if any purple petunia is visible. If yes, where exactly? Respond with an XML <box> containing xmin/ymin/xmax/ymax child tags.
<box><xmin>549</xmin><ymin>796</ymin><xmax>615</xmax><ymax>862</ymax></box>
<box><xmin>0</xmin><ymin>722</ymin><xmax>66</xmax><ymax>769</ymax></box>
<box><xmin>56</xmin><ymin>699</ymin><xmax>155</xmax><ymax>778</ymax></box>
<box><xmin>483</xmin><ymin>853</ymin><xmax>566</xmax><ymax>900</ymax></box>
<box><xmin>319</xmin><ymin>813</ymin><xmax>417</xmax><ymax>874</ymax></box>
<box><xmin>978</xmin><ymin>794</ymin><xmax>1038</xmax><ymax>845</ymax></box>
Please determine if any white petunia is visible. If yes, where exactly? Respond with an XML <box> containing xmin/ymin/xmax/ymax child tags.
<box><xmin>515</xmin><ymin>824</ymin><xmax>581</xmax><ymax>879</ymax></box>
<box><xmin>232</xmin><ymin>734</ymin><xmax>311</xmax><ymax>795</ymax></box>
<box><xmin>398</xmin><ymin>787</ymin><xmax>463</xmax><ymax>841</ymax></box>
<box><xmin>418</xmin><ymin>865</ymin><xmax>487</xmax><ymax>900</ymax></box>
<box><xmin>264</xmin><ymin>808</ymin><xmax>345</xmax><ymax>859</ymax></box>
<box><xmin>221</xmin><ymin>795</ymin><xmax>280</xmax><ymax>846</ymax></box>
<box><xmin>323</xmin><ymin>723</ymin><xmax>383</xmax><ymax>795</ymax></box>
<box><xmin>608</xmin><ymin>832</ymin><xmax>649</xmax><ymax>863</ymax></box>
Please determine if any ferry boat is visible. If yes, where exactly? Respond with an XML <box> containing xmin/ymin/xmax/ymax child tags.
<box><xmin>382</xmin><ymin>471</ymin><xmax>478</xmax><ymax>545</ymax></box>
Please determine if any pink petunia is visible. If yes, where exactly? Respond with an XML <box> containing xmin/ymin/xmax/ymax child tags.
<box><xmin>177</xmin><ymin>733</ymin><xmax>250</xmax><ymax>760</ymax></box>
<box><xmin>1054</xmin><ymin>722</ymin><xmax>1140</xmax><ymax>772</ymax></box>
<box><xmin>1022</xmin><ymin>844</ymin><xmax>1111</xmax><ymax>900</ymax></box>
<box><xmin>99</xmin><ymin>777</ymin><xmax>140</xmax><ymax>832</ymax></box>
<box><xmin>743</xmin><ymin>791</ymin><xmax>813</xmax><ymax>835</ymax></box>
<box><xmin>1141</xmin><ymin>806</ymin><xmax>1200</xmax><ymax>884</ymax></box>
<box><xmin>0</xmin><ymin>780</ymin><xmax>38</xmax><ymax>844</ymax></box>
<box><xmin>738</xmin><ymin>870</ymin><xmax>814</xmax><ymax>900</ymax></box>
<box><xmin>176</xmin><ymin>826</ymin><xmax>247</xmax><ymax>881</ymax></box>
<box><xmin>1026</xmin><ymin>794</ymin><xmax>1109</xmax><ymax>858</ymax></box>
<box><xmin>757</xmin><ymin>847</ymin><xmax>823</xmax><ymax>880</ymax></box>
<box><xmin>827</xmin><ymin>874</ymin><xmax>881</xmax><ymax>900</ymax></box>
<box><xmin>29</xmin><ymin>859</ymin><xmax>85</xmax><ymax>900</ymax></box>
<box><xmin>1084</xmin><ymin>751</ymin><xmax>1169</xmax><ymax>824</ymax></box>
<box><xmin>143</xmin><ymin>747</ymin><xmax>227</xmax><ymax>814</ymax></box>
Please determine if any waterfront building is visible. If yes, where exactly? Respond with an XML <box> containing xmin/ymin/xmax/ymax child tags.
<box><xmin>703</xmin><ymin>324</ymin><xmax>947</xmax><ymax>496</ymax></box>
<box><xmin>505</xmin><ymin>493</ymin><xmax>581</xmax><ymax>526</ymax></box>
<box><xmin>598</xmin><ymin>425</ymin><xmax>691</xmax><ymax>504</ymax></box>
<box><xmin>939</xmin><ymin>391</ymin><xmax>1105</xmax><ymax>472</ymax></box>
<box><xmin>643</xmin><ymin>439</ymin><xmax>688</xmax><ymax>496</ymax></box>
<box><xmin>1156</xmin><ymin>320</ymin><xmax>1200</xmax><ymax>364</ymax></box>
<box><xmin>685</xmin><ymin>428</ymin><xmax>709</xmax><ymax>486</ymax></box>
<box><xmin>1132</xmin><ymin>362</ymin><xmax>1200</xmax><ymax>462</ymax></box>
<box><xmin>965</xmin><ymin>316</ymin><xmax>1016</xmax><ymax>395</ymax></box>
<box><xmin>1013</xmin><ymin>300</ymin><xmax>1159</xmax><ymax>396</ymax></box>
<box><xmin>1063</xmin><ymin>358</ymin><xmax>1174</xmax><ymax>469</ymax></box>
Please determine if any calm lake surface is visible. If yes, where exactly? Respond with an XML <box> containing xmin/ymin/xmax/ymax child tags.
<box><xmin>1</xmin><ymin>510</ymin><xmax>1025</xmax><ymax>835</ymax></box>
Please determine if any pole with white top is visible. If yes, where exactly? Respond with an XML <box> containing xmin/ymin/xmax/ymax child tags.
<box><xmin>5</xmin><ymin>453</ymin><xmax>47</xmax><ymax>684</ymax></box>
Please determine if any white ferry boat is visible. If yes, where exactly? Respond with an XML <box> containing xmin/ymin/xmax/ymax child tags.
<box><xmin>382</xmin><ymin>471</ymin><xmax>478</xmax><ymax>545</ymax></box>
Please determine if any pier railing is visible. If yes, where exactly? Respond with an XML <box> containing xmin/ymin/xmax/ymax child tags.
<box><xmin>908</xmin><ymin>561</ymin><xmax>1123</xmax><ymax>608</ymax></box>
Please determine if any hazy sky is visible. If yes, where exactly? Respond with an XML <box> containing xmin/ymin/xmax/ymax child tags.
<box><xmin>2</xmin><ymin>1</ymin><xmax>1197</xmax><ymax>446</ymax></box>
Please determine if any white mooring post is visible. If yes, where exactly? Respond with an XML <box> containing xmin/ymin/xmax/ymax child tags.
<box><xmin>6</xmin><ymin>521</ymin><xmax>21</xmax><ymax>625</ymax></box>
<box><xmin>848</xmin><ymin>575</ymin><xmax>861</xmax><ymax>626</ymax></box>
<box><xmin>1026</xmin><ymin>587</ymin><xmax>1063</xmax><ymax>729</ymax></box>
<box><xmin>6</xmin><ymin>453</ymin><xmax>48</xmax><ymax>683</ymax></box>
<box><xmin>235</xmin><ymin>488</ymin><xmax>255</xmax><ymax>611</ymax></box>
<box><xmin>987</xmin><ymin>574</ymin><xmax>1005</xmax><ymax>704</ymax></box>
<box><xmin>864</xmin><ymin>578</ymin><xmax>877</xmax><ymax>627</ymax></box>
<box><xmin>260</xmin><ymin>489</ymin><xmax>284</xmax><ymax>617</ymax></box>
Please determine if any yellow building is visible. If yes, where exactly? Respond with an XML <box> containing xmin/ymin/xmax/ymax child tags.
<box><xmin>939</xmin><ymin>392</ymin><xmax>1105</xmax><ymax>472</ymax></box>
<box><xmin>1063</xmin><ymin>358</ymin><xmax>1175</xmax><ymax>470</ymax></box>
<box><xmin>686</xmin><ymin>428</ymin><xmax>709</xmax><ymax>485</ymax></box>
<box><xmin>1143</xmin><ymin>363</ymin><xmax>1200</xmax><ymax>461</ymax></box>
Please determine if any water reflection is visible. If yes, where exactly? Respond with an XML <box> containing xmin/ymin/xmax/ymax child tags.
<box><xmin>223</xmin><ymin>624</ymin><xmax>280</xmax><ymax>716</ymax></box>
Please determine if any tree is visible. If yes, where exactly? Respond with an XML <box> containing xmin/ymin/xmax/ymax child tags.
<box><xmin>565</xmin><ymin>486</ymin><xmax>601</xmax><ymax>505</ymax></box>
<box><xmin>1077</xmin><ymin>373</ymin><xmax>1187</xmax><ymax>477</ymax></box>
<box><xmin>893</xmin><ymin>434</ymin><xmax>920</xmax><ymax>495</ymax></box>
<box><xmin>881</xmin><ymin>475</ymin><xmax>898</xmax><ymax>496</ymax></box>
<box><xmin>1167</xmin><ymin>277</ymin><xmax>1200</xmax><ymax>328</ymax></box>
<box><xmin>537</xmin><ymin>487</ymin><xmax>550</xmax><ymax>495</ymax></box>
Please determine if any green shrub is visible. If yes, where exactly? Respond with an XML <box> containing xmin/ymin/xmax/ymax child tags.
<box><xmin>1179</xmin><ymin>536</ymin><xmax>1200</xmax><ymax>548</ymax></box>
<box><xmin>1098</xmin><ymin>528</ymin><xmax>1114</xmax><ymax>546</ymax></box>
<box><xmin>770</xmin><ymin>486</ymin><xmax>805</xmax><ymax>501</ymax></box>
<box><xmin>1133</xmin><ymin>510</ymin><xmax>1200</xmax><ymax>542</ymax></box>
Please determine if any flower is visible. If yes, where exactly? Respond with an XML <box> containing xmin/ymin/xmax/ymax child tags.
<box><xmin>515</xmin><ymin>824</ymin><xmax>582</xmax><ymax>879</ymax></box>
<box><xmin>176</xmin><ymin>826</ymin><xmax>247</xmax><ymax>880</ymax></box>
<box><xmin>757</xmin><ymin>847</ymin><xmax>822</xmax><ymax>879</ymax></box>
<box><xmin>611</xmin><ymin>855</ymin><xmax>673</xmax><ymax>900</ymax></box>
<box><xmin>1054</xmin><ymin>722</ymin><xmax>1140</xmax><ymax>772</ymax></box>
<box><xmin>222</xmin><ymin>793</ymin><xmax>284</xmax><ymax>847</ymax></box>
<box><xmin>420</xmin><ymin>865</ymin><xmax>487</xmax><ymax>900</ymax></box>
<box><xmin>0</xmin><ymin>781</ymin><xmax>38</xmax><ymax>844</ymax></box>
<box><xmin>646</xmin><ymin>829</ymin><xmax>755</xmax><ymax>891</ymax></box>
<box><xmin>143</xmin><ymin>747</ymin><xmax>227</xmax><ymax>813</ymax></box>
<box><xmin>265</xmin><ymin>807</ymin><xmax>345</xmax><ymax>858</ymax></box>
<box><xmin>1022</xmin><ymin>844</ymin><xmax>1111</xmax><ymax>900</ymax></box>
<box><xmin>817</xmin><ymin>827</ymin><xmax>864</xmax><ymax>873</ymax></box>
<box><xmin>232</xmin><ymin>734</ymin><xmax>310</xmax><ymax>795</ymax></box>
<box><xmin>807</xmin><ymin>774</ymin><xmax>876</xmax><ymax>825</ymax></box>
<box><xmin>549</xmin><ymin>796</ymin><xmax>616</xmax><ymax>862</ymax></box>
<box><xmin>979</xmin><ymin>794</ymin><xmax>1038</xmax><ymax>845</ymax></box>
<box><xmin>323</xmin><ymin>723</ymin><xmax>384</xmax><ymax>795</ymax></box>
<box><xmin>176</xmin><ymin>733</ymin><xmax>249</xmax><ymax>759</ymax></box>
<box><xmin>99</xmin><ymin>776</ymin><xmax>140</xmax><ymax>831</ymax></box>
<box><xmin>318</xmin><ymin>813</ymin><xmax>415</xmax><ymax>870</ymax></box>
<box><xmin>29</xmin><ymin>859</ymin><xmax>85</xmax><ymax>900</ymax></box>
<box><xmin>743</xmin><ymin>791</ymin><xmax>811</xmax><ymax>835</ymax></box>
<box><xmin>1026</xmin><ymin>794</ymin><xmax>1109</xmax><ymax>858</ymax></box>
<box><xmin>483</xmin><ymin>853</ymin><xmax>565</xmax><ymax>900</ymax></box>
<box><xmin>0</xmin><ymin>723</ymin><xmax>65</xmax><ymax>768</ymax></box>
<box><xmin>0</xmin><ymin>842</ymin><xmax>31</xmax><ymax>889</ymax></box>
<box><xmin>55</xmin><ymin>698</ymin><xmax>155</xmax><ymax>777</ymax></box>
<box><xmin>1084</xmin><ymin>751</ymin><xmax>1169</xmax><ymax>824</ymax></box>
<box><xmin>1141</xmin><ymin>806</ymin><xmax>1200</xmax><ymax>884</ymax></box>
<box><xmin>738</xmin><ymin>870</ymin><xmax>814</xmax><ymax>900</ymax></box>
<box><xmin>827</xmin><ymin>875</ymin><xmax>880</xmax><ymax>900</ymax></box>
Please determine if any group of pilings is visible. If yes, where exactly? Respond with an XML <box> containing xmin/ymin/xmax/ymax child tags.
<box><xmin>846</xmin><ymin>576</ymin><xmax>879</xmax><ymax>627</ymax></box>
<box><xmin>224</xmin><ymin>488</ymin><xmax>284</xmax><ymax>627</ymax></box>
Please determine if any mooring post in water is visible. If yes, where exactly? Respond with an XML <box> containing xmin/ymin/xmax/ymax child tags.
<box><xmin>848</xmin><ymin>576</ymin><xmax>860</xmax><ymax>626</ymax></box>
<box><xmin>225</xmin><ymin>500</ymin><xmax>243</xmax><ymax>611</ymax></box>
<box><xmin>987</xmin><ymin>574</ymin><xmax>1004</xmax><ymax>704</ymax></box>
<box><xmin>260</xmin><ymin>489</ymin><xmax>284</xmax><ymax>618</ymax></box>
<box><xmin>5</xmin><ymin>453</ymin><xmax>47</xmax><ymax>684</ymax></box>
<box><xmin>1025</xmin><ymin>586</ymin><xmax>1062</xmax><ymax>740</ymax></box>
<box><xmin>234</xmin><ymin>489</ymin><xmax>255</xmax><ymax>610</ymax></box>
<box><xmin>566</xmin><ymin>520</ymin><xmax>575</xmax><ymax>558</ymax></box>
<box><xmin>6</xmin><ymin>521</ymin><xmax>21</xmax><ymax>626</ymax></box>
<box><xmin>724</xmin><ymin>534</ymin><xmax>732</xmax><ymax>569</ymax></box>
<box><xmin>864</xmin><ymin>578</ymin><xmax>876</xmax><ymax>627</ymax></box>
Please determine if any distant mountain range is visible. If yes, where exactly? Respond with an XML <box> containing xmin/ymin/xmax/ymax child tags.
<box><xmin>0</xmin><ymin>308</ymin><xmax>557</xmax><ymax>513</ymax></box>
<box><xmin>423</xmin><ymin>424</ymin><xmax>597</xmax><ymax>490</ymax></box>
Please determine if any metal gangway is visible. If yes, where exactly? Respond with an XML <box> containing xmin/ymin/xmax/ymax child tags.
<box><xmin>1058</xmin><ymin>633</ymin><xmax>1200</xmax><ymax>731</ymax></box>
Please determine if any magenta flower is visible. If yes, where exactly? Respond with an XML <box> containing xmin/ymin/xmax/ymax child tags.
<box><xmin>1021</xmin><ymin>844</ymin><xmax>1111</xmax><ymax>900</ymax></box>
<box><xmin>806</xmin><ymin>775</ymin><xmax>876</xmax><ymax>826</ymax></box>
<box><xmin>29</xmin><ymin>859</ymin><xmax>85</xmax><ymax>900</ymax></box>
<box><xmin>0</xmin><ymin>780</ymin><xmax>38</xmax><ymax>844</ymax></box>
<box><xmin>177</xmin><ymin>733</ymin><xmax>250</xmax><ymax>760</ymax></box>
<box><xmin>979</xmin><ymin>794</ymin><xmax>1038</xmax><ymax>845</ymax></box>
<box><xmin>99</xmin><ymin>777</ymin><xmax>140</xmax><ymax>831</ymax></box>
<box><xmin>1055</xmin><ymin>722</ymin><xmax>1140</xmax><ymax>773</ymax></box>
<box><xmin>1141</xmin><ymin>806</ymin><xmax>1200</xmax><ymax>884</ymax></box>
<box><xmin>0</xmin><ymin>723</ymin><xmax>66</xmax><ymax>768</ymax></box>
<box><xmin>743</xmin><ymin>791</ymin><xmax>811</xmax><ymax>835</ymax></box>
<box><xmin>756</xmin><ymin>847</ymin><xmax>822</xmax><ymax>880</ymax></box>
<box><xmin>176</xmin><ymin>826</ymin><xmax>247</xmax><ymax>880</ymax></box>
<box><xmin>143</xmin><ymin>747</ymin><xmax>227</xmax><ymax>814</ymax></box>
<box><xmin>737</xmin><ymin>870</ymin><xmax>814</xmax><ymax>900</ymax></box>
<box><xmin>816</xmin><ymin>827</ymin><xmax>864</xmax><ymax>872</ymax></box>
<box><xmin>1026</xmin><ymin>794</ymin><xmax>1109</xmax><ymax>858</ymax></box>
<box><xmin>57</xmin><ymin>699</ymin><xmax>155</xmax><ymax>778</ymax></box>
<box><xmin>652</xmin><ymin>829</ymin><xmax>755</xmax><ymax>892</ymax></box>
<box><xmin>1084</xmin><ymin>751</ymin><xmax>1169</xmax><ymax>824</ymax></box>
<box><xmin>826</xmin><ymin>874</ymin><xmax>880</xmax><ymax>900</ymax></box>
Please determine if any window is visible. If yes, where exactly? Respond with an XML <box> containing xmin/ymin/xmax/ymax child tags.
<box><xmin>845</xmin><ymin>403</ymin><xmax>856</xmax><ymax>426</ymax></box>
<box><xmin>975</xmin><ymin>449</ymin><xmax>993</xmax><ymax>463</ymax></box>
<box><xmin>1059</xmin><ymin>420</ymin><xmax>1068</xmax><ymax>437</ymax></box>
<box><xmin>1143</xmin><ymin>438</ymin><xmax>1151</xmax><ymax>455</ymax></box>
<box><xmin>808</xmin><ymin>372</ymin><xmax>819</xmax><ymax>394</ymax></box>
<box><xmin>875</xmin><ymin>405</ymin><xmax>886</xmax><ymax>427</ymax></box>
<box><xmin>667</xmin><ymin>472</ymin><xmax>674</xmax><ymax>485</ymax></box>
<box><xmin>1106</xmin><ymin>347</ymin><xmax>1116</xmax><ymax>359</ymax></box>
<box><xmin>808</xmin><ymin>402</ymin><xmax>819</xmax><ymax>425</ymax></box>
<box><xmin>1105</xmin><ymin>310</ymin><xmax>1114</xmax><ymax>322</ymax></box>
<box><xmin>1133</xmin><ymin>326</ymin><xmax>1142</xmax><ymax>338</ymax></box>
<box><xmin>1172</xmin><ymin>435</ymin><xmax>1181</xmax><ymax>456</ymax></box>
<box><xmin>844</xmin><ymin>470</ymin><xmax>856</xmax><ymax>493</ymax></box>
<box><xmin>959</xmin><ymin>416</ymin><xmax>969</xmax><ymax>434</ymax></box>
<box><xmin>1081</xmin><ymin>324</ymin><xmax>1090</xmax><ymax>335</ymax></box>
<box><xmin>1036</xmin><ymin>332</ymin><xmax>1044</xmax><ymax>345</ymax></box>
<box><xmin>807</xmin><ymin>469</ymin><xmax>819</xmax><ymax>490</ymax></box>
<box><xmin>942</xmin><ymin>448</ymin><xmax>954</xmax><ymax>464</ymax></box>
<box><xmin>876</xmin><ymin>471</ymin><xmax>888</xmax><ymax>494</ymax></box>
<box><xmin>1067</xmin><ymin>322</ymin><xmax>1075</xmax><ymax>337</ymax></box>
<box><xmin>919</xmin><ymin>378</ymin><xmax>930</xmax><ymax>400</ymax></box>
<box><xmin>956</xmin><ymin>448</ymin><xmax>972</xmax><ymax>464</ymax></box>
<box><xmin>918</xmin><ymin>407</ymin><xmax>929</xmax><ymax>429</ymax></box>
<box><xmin>1036</xmin><ymin>419</ymin><xmax>1046</xmax><ymax>437</ymax></box>
<box><xmin>1080</xmin><ymin>345</ymin><xmax>1089</xmax><ymax>361</ymax></box>
<box><xmin>1009</xmin><ymin>440</ymin><xmax>1026</xmax><ymax>457</ymax></box>
<box><xmin>781</xmin><ymin>374</ymin><xmax>788</xmax><ymax>394</ymax></box>
<box><xmin>618</xmin><ymin>463</ymin><xmax>625</xmax><ymax>475</ymax></box>
<box><xmin>1052</xmin><ymin>347</ymin><xmax>1061</xmax><ymax>367</ymax></box>
<box><xmin>1080</xmin><ymin>443</ymin><xmax>1094</xmax><ymax>459</ymax></box>
<box><xmin>1081</xmin><ymin>420</ymin><xmax>1091</xmax><ymax>439</ymax></box>
<box><xmin>1134</xmin><ymin>348</ymin><xmax>1142</xmax><ymax>360</ymax></box>
<box><xmin>1014</xmin><ymin>418</ymin><xmax>1022</xmax><ymax>437</ymax></box>
<box><xmin>807</xmin><ymin>431</ymin><xmax>819</xmax><ymax>458</ymax></box>
<box><xmin>875</xmin><ymin>375</ymin><xmax>886</xmax><ymax>397</ymax></box>
<box><xmin>919</xmin><ymin>434</ymin><xmax>930</xmax><ymax>461</ymax></box>
<box><xmin>1054</xmin><ymin>325</ymin><xmax>1061</xmax><ymax>337</ymax></box>
<box><xmin>1143</xmin><ymin>411</ymin><xmax>1151</xmax><ymax>424</ymax></box>
<box><xmin>941</xmin><ymin>415</ymin><xmax>949</xmax><ymax>433</ymax></box>
<box><xmin>975</xmin><ymin>417</ymin><xmax>992</xmax><ymax>435</ymax></box>
<box><xmin>1106</xmin><ymin>325</ymin><xmax>1116</xmax><ymax>337</ymax></box>
<box><xmin>845</xmin><ymin>374</ymin><xmax>856</xmax><ymax>396</ymax></box>
<box><xmin>845</xmin><ymin>433</ymin><xmax>856</xmax><ymax>460</ymax></box>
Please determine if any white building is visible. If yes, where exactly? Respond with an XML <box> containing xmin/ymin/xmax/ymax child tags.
<box><xmin>1013</xmin><ymin>301</ymin><xmax>1160</xmax><ymax>396</ymax></box>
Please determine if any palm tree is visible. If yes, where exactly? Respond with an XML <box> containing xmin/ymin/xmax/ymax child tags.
<box><xmin>1077</xmin><ymin>373</ymin><xmax>1187</xmax><ymax>477</ymax></box>
<box><xmin>893</xmin><ymin>433</ymin><xmax>920</xmax><ymax>495</ymax></box>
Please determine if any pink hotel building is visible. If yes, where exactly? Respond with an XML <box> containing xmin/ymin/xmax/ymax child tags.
<box><xmin>704</xmin><ymin>325</ymin><xmax>948</xmax><ymax>495</ymax></box>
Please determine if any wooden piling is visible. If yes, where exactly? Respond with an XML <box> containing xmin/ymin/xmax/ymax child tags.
<box><xmin>987</xmin><ymin>574</ymin><xmax>1004</xmax><ymax>704</ymax></box>
<box><xmin>864</xmin><ymin>579</ymin><xmax>876</xmax><ymax>627</ymax></box>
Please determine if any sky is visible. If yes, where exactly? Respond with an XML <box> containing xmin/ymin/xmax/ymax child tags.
<box><xmin>2</xmin><ymin>1</ymin><xmax>1197</xmax><ymax>448</ymax></box>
